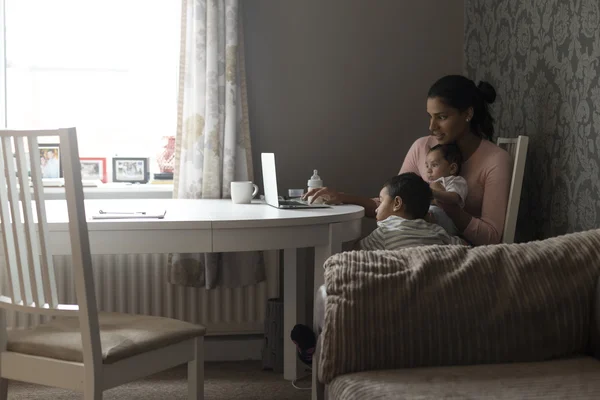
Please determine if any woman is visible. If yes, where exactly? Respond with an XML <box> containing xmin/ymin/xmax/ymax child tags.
<box><xmin>305</xmin><ymin>75</ymin><xmax>512</xmax><ymax>245</ymax></box>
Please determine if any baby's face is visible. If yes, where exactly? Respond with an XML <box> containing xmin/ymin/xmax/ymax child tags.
<box><xmin>425</xmin><ymin>149</ymin><xmax>454</xmax><ymax>182</ymax></box>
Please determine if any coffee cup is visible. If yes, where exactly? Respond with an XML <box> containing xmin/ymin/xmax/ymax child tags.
<box><xmin>231</xmin><ymin>181</ymin><xmax>259</xmax><ymax>204</ymax></box>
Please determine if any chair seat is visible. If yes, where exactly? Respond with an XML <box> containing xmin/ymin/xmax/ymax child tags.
<box><xmin>7</xmin><ymin>312</ymin><xmax>206</xmax><ymax>364</ymax></box>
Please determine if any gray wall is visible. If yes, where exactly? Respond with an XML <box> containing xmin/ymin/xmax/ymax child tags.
<box><xmin>464</xmin><ymin>0</ymin><xmax>600</xmax><ymax>241</ymax></box>
<box><xmin>242</xmin><ymin>0</ymin><xmax>465</xmax><ymax>198</ymax></box>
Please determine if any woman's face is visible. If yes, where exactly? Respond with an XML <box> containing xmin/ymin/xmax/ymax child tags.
<box><xmin>426</xmin><ymin>97</ymin><xmax>472</xmax><ymax>144</ymax></box>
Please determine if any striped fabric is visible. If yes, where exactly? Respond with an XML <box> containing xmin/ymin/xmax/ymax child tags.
<box><xmin>318</xmin><ymin>229</ymin><xmax>600</xmax><ymax>384</ymax></box>
<box><xmin>357</xmin><ymin>215</ymin><xmax>464</xmax><ymax>250</ymax></box>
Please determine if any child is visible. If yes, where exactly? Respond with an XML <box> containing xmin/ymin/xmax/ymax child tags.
<box><xmin>356</xmin><ymin>172</ymin><xmax>465</xmax><ymax>250</ymax></box>
<box><xmin>425</xmin><ymin>144</ymin><xmax>468</xmax><ymax>236</ymax></box>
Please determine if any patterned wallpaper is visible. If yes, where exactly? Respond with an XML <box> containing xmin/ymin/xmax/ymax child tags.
<box><xmin>464</xmin><ymin>0</ymin><xmax>600</xmax><ymax>241</ymax></box>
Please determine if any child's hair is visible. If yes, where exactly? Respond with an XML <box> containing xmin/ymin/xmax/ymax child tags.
<box><xmin>428</xmin><ymin>143</ymin><xmax>463</xmax><ymax>175</ymax></box>
<box><xmin>383</xmin><ymin>173</ymin><xmax>432</xmax><ymax>219</ymax></box>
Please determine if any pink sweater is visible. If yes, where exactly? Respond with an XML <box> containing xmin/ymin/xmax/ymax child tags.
<box><xmin>400</xmin><ymin>136</ymin><xmax>512</xmax><ymax>245</ymax></box>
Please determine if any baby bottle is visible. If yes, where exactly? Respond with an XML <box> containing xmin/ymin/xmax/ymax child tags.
<box><xmin>307</xmin><ymin>169</ymin><xmax>325</xmax><ymax>204</ymax></box>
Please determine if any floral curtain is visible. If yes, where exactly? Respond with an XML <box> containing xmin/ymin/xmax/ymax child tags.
<box><xmin>168</xmin><ymin>0</ymin><xmax>265</xmax><ymax>289</ymax></box>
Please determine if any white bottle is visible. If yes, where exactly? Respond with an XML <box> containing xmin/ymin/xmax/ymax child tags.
<box><xmin>307</xmin><ymin>169</ymin><xmax>325</xmax><ymax>204</ymax></box>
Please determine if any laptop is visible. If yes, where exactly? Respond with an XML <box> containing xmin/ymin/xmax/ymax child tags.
<box><xmin>261</xmin><ymin>153</ymin><xmax>330</xmax><ymax>209</ymax></box>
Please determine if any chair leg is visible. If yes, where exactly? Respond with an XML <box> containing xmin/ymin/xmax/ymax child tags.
<box><xmin>0</xmin><ymin>310</ymin><xmax>7</xmax><ymax>400</ymax></box>
<box><xmin>0</xmin><ymin>378</ymin><xmax>8</xmax><ymax>400</ymax></box>
<box><xmin>84</xmin><ymin>387</ymin><xmax>103</xmax><ymax>400</ymax></box>
<box><xmin>84</xmin><ymin>371</ymin><xmax>103</xmax><ymax>400</ymax></box>
<box><xmin>188</xmin><ymin>336</ymin><xmax>204</xmax><ymax>400</ymax></box>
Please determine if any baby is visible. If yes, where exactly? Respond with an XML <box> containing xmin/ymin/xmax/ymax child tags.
<box><xmin>425</xmin><ymin>143</ymin><xmax>468</xmax><ymax>236</ymax></box>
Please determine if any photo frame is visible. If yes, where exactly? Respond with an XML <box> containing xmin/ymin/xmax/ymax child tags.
<box><xmin>80</xmin><ymin>157</ymin><xmax>107</xmax><ymax>183</ymax></box>
<box><xmin>112</xmin><ymin>157</ymin><xmax>149</xmax><ymax>183</ymax></box>
<box><xmin>38</xmin><ymin>144</ymin><xmax>61</xmax><ymax>179</ymax></box>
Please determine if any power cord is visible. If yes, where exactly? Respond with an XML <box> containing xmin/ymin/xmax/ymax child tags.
<box><xmin>291</xmin><ymin>371</ymin><xmax>312</xmax><ymax>390</ymax></box>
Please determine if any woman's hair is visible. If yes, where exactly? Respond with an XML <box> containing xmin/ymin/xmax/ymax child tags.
<box><xmin>428</xmin><ymin>143</ymin><xmax>463</xmax><ymax>175</ymax></box>
<box><xmin>427</xmin><ymin>75</ymin><xmax>497</xmax><ymax>140</ymax></box>
<box><xmin>384</xmin><ymin>173</ymin><xmax>432</xmax><ymax>219</ymax></box>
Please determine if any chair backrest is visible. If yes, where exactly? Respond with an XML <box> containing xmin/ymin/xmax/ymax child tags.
<box><xmin>0</xmin><ymin>128</ymin><xmax>96</xmax><ymax>317</ymax></box>
<box><xmin>496</xmin><ymin>135</ymin><xmax>529</xmax><ymax>244</ymax></box>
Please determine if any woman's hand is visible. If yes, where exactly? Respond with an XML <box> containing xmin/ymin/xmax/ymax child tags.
<box><xmin>302</xmin><ymin>187</ymin><xmax>344</xmax><ymax>204</ymax></box>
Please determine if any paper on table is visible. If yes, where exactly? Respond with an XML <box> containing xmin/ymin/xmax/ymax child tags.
<box><xmin>91</xmin><ymin>209</ymin><xmax>167</xmax><ymax>220</ymax></box>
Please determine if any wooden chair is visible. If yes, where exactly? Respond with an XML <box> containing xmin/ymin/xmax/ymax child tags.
<box><xmin>0</xmin><ymin>128</ymin><xmax>205</xmax><ymax>399</ymax></box>
<box><xmin>496</xmin><ymin>135</ymin><xmax>529</xmax><ymax>244</ymax></box>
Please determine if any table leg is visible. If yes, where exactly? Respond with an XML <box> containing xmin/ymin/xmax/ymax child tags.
<box><xmin>283</xmin><ymin>248</ymin><xmax>306</xmax><ymax>381</ymax></box>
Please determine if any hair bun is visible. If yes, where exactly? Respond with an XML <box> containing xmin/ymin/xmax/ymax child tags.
<box><xmin>477</xmin><ymin>81</ymin><xmax>496</xmax><ymax>104</ymax></box>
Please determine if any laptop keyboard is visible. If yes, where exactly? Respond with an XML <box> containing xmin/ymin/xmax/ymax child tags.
<box><xmin>279</xmin><ymin>199</ymin><xmax>308</xmax><ymax>206</ymax></box>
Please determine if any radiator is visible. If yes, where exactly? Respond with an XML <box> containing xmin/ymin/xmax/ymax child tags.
<box><xmin>6</xmin><ymin>252</ymin><xmax>279</xmax><ymax>335</ymax></box>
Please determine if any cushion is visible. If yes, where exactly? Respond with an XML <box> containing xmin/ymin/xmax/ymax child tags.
<box><xmin>328</xmin><ymin>357</ymin><xmax>600</xmax><ymax>400</ymax></box>
<box><xmin>7</xmin><ymin>312</ymin><xmax>206</xmax><ymax>364</ymax></box>
<box><xmin>319</xmin><ymin>229</ymin><xmax>600</xmax><ymax>383</ymax></box>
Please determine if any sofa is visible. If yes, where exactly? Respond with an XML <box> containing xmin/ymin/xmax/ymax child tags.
<box><xmin>312</xmin><ymin>229</ymin><xmax>600</xmax><ymax>399</ymax></box>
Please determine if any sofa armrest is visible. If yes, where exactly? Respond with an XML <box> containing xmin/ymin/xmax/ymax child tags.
<box><xmin>312</xmin><ymin>285</ymin><xmax>328</xmax><ymax>399</ymax></box>
<box><xmin>312</xmin><ymin>334</ymin><xmax>326</xmax><ymax>400</ymax></box>
<box><xmin>313</xmin><ymin>284</ymin><xmax>327</xmax><ymax>334</ymax></box>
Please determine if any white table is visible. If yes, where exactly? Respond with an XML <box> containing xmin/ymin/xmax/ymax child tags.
<box><xmin>43</xmin><ymin>198</ymin><xmax>364</xmax><ymax>380</ymax></box>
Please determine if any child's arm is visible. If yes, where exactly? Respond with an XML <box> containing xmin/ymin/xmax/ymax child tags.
<box><xmin>432</xmin><ymin>188</ymin><xmax>462</xmax><ymax>205</ymax></box>
<box><xmin>430</xmin><ymin>181</ymin><xmax>462</xmax><ymax>205</ymax></box>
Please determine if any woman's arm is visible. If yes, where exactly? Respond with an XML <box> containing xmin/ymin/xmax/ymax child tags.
<box><xmin>304</xmin><ymin>188</ymin><xmax>378</xmax><ymax>217</ymax></box>
<box><xmin>440</xmin><ymin>153</ymin><xmax>512</xmax><ymax>245</ymax></box>
<box><xmin>437</xmin><ymin>204</ymin><xmax>473</xmax><ymax>233</ymax></box>
<box><xmin>342</xmin><ymin>193</ymin><xmax>378</xmax><ymax>217</ymax></box>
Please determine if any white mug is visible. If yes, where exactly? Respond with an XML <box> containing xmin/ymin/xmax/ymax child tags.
<box><xmin>231</xmin><ymin>181</ymin><xmax>259</xmax><ymax>204</ymax></box>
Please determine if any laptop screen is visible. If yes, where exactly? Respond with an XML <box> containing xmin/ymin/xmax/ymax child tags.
<box><xmin>261</xmin><ymin>153</ymin><xmax>280</xmax><ymax>207</ymax></box>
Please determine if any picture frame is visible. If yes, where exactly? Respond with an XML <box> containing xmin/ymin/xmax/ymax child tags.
<box><xmin>112</xmin><ymin>157</ymin><xmax>149</xmax><ymax>183</ymax></box>
<box><xmin>38</xmin><ymin>144</ymin><xmax>61</xmax><ymax>179</ymax></box>
<box><xmin>80</xmin><ymin>157</ymin><xmax>107</xmax><ymax>183</ymax></box>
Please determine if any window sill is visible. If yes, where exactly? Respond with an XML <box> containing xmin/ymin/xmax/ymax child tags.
<box><xmin>44</xmin><ymin>183</ymin><xmax>174</xmax><ymax>200</ymax></box>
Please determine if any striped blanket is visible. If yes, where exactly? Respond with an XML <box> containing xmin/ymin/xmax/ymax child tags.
<box><xmin>318</xmin><ymin>229</ymin><xmax>600</xmax><ymax>383</ymax></box>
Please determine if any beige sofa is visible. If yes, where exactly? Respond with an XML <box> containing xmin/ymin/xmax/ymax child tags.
<box><xmin>312</xmin><ymin>229</ymin><xmax>600</xmax><ymax>399</ymax></box>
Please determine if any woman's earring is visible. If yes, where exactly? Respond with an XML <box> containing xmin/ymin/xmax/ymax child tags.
<box><xmin>466</xmin><ymin>118</ymin><xmax>470</xmax><ymax>122</ymax></box>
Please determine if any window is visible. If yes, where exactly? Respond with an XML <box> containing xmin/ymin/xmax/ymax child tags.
<box><xmin>1</xmin><ymin>0</ymin><xmax>180</xmax><ymax>166</ymax></box>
